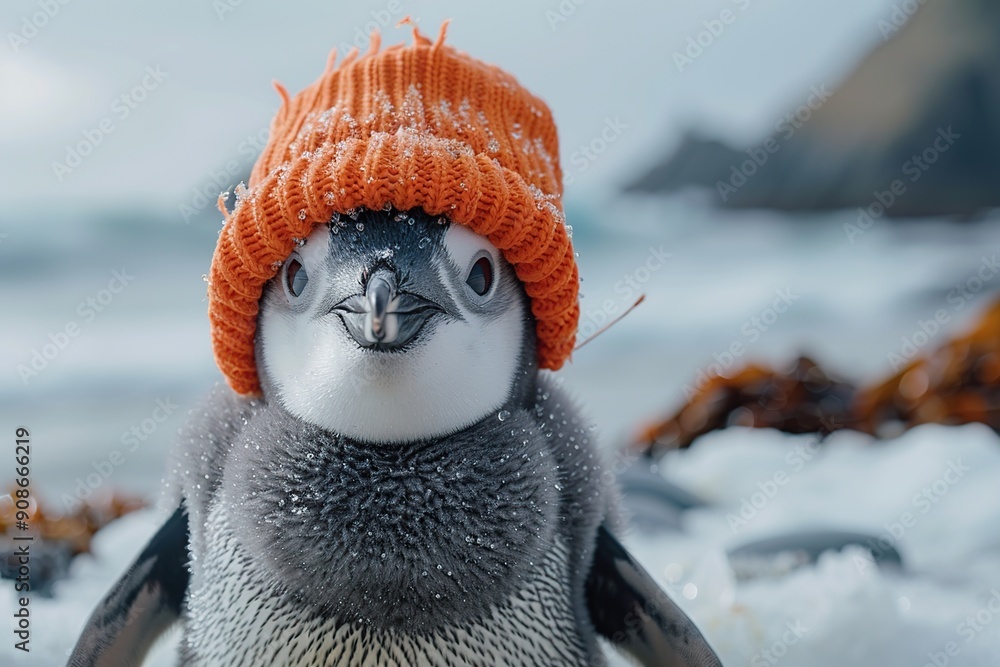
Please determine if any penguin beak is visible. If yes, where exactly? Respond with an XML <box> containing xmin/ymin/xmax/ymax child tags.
<box><xmin>333</xmin><ymin>269</ymin><xmax>444</xmax><ymax>350</ymax></box>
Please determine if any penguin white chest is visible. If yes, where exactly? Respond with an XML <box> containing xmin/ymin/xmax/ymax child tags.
<box><xmin>182</xmin><ymin>501</ymin><xmax>596</xmax><ymax>667</ymax></box>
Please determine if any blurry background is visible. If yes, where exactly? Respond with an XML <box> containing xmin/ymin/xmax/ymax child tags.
<box><xmin>2</xmin><ymin>0</ymin><xmax>1000</xmax><ymax>665</ymax></box>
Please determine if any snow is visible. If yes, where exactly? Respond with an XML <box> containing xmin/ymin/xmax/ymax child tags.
<box><xmin>7</xmin><ymin>423</ymin><xmax>1000</xmax><ymax>665</ymax></box>
<box><xmin>2</xmin><ymin>506</ymin><xmax>178</xmax><ymax>666</ymax></box>
<box><xmin>618</xmin><ymin>423</ymin><xmax>1000</xmax><ymax>666</ymax></box>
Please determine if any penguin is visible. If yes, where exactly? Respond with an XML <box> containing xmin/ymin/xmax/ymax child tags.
<box><xmin>70</xmin><ymin>206</ymin><xmax>721</xmax><ymax>667</ymax></box>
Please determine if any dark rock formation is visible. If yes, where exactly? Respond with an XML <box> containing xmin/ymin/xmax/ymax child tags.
<box><xmin>626</xmin><ymin>0</ymin><xmax>1000</xmax><ymax>217</ymax></box>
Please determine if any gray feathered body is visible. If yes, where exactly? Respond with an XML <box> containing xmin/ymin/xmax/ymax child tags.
<box><xmin>169</xmin><ymin>375</ymin><xmax>614</xmax><ymax>666</ymax></box>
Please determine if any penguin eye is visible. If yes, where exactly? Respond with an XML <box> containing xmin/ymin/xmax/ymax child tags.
<box><xmin>285</xmin><ymin>258</ymin><xmax>308</xmax><ymax>297</ymax></box>
<box><xmin>466</xmin><ymin>255</ymin><xmax>493</xmax><ymax>296</ymax></box>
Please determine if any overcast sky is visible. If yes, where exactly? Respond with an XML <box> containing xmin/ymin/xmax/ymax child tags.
<box><xmin>1</xmin><ymin>0</ymin><xmax>900</xmax><ymax>213</ymax></box>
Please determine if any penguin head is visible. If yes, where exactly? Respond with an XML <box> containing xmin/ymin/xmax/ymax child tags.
<box><xmin>257</xmin><ymin>207</ymin><xmax>537</xmax><ymax>443</ymax></box>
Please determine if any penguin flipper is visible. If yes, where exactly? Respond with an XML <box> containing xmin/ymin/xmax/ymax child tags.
<box><xmin>585</xmin><ymin>525</ymin><xmax>721</xmax><ymax>667</ymax></box>
<box><xmin>69</xmin><ymin>505</ymin><xmax>190</xmax><ymax>667</ymax></box>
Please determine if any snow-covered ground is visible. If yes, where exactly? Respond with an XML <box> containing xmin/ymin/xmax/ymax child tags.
<box><xmin>7</xmin><ymin>421</ymin><xmax>1000</xmax><ymax>666</ymax></box>
<box><xmin>634</xmin><ymin>423</ymin><xmax>1000</xmax><ymax>666</ymax></box>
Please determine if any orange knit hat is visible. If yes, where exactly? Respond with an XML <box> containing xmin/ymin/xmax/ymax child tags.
<box><xmin>208</xmin><ymin>21</ymin><xmax>579</xmax><ymax>395</ymax></box>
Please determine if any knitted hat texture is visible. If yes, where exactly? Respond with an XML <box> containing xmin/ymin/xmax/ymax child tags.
<box><xmin>209</xmin><ymin>21</ymin><xmax>579</xmax><ymax>395</ymax></box>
